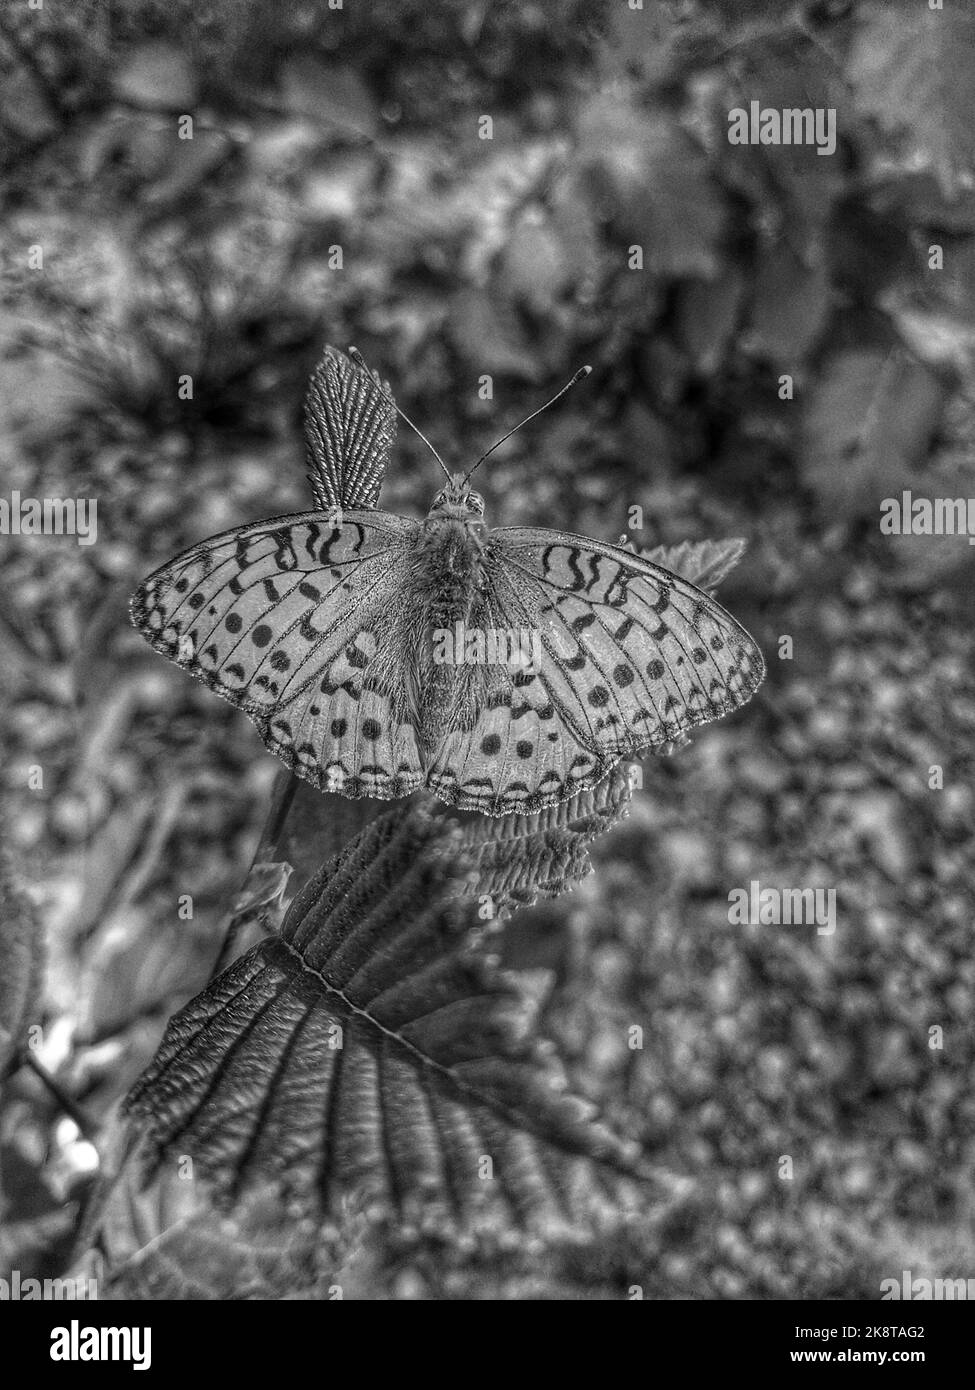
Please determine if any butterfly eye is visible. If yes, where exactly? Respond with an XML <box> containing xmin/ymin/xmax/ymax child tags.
<box><xmin>468</xmin><ymin>493</ymin><xmax>484</xmax><ymax>515</ymax></box>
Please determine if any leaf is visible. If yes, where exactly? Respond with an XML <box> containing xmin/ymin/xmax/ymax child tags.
<box><xmin>124</xmin><ymin>804</ymin><xmax>678</xmax><ymax>1240</ymax></box>
<box><xmin>112</xmin><ymin>41</ymin><xmax>199</xmax><ymax>110</ymax></box>
<box><xmin>81</xmin><ymin>1140</ymin><xmax>350</xmax><ymax>1300</ymax></box>
<box><xmin>577</xmin><ymin>93</ymin><xmax>726</xmax><ymax>277</ymax></box>
<box><xmin>447</xmin><ymin>288</ymin><xmax>542</xmax><ymax>380</ymax></box>
<box><xmin>639</xmin><ymin>537</ymin><xmax>748</xmax><ymax>597</ymax></box>
<box><xmin>673</xmin><ymin>270</ymin><xmax>745</xmax><ymax>375</ymax></box>
<box><xmin>800</xmin><ymin>348</ymin><xmax>949</xmax><ymax>515</ymax></box>
<box><xmin>499</xmin><ymin>211</ymin><xmax>574</xmax><ymax>316</ymax></box>
<box><xmin>302</xmin><ymin>345</ymin><xmax>396</xmax><ymax>511</ymax></box>
<box><xmin>746</xmin><ymin>244</ymin><xmax>830</xmax><ymax>366</ymax></box>
<box><xmin>142</xmin><ymin>129</ymin><xmax>232</xmax><ymax>209</ymax></box>
<box><xmin>879</xmin><ymin>234</ymin><xmax>975</xmax><ymax>374</ymax></box>
<box><xmin>453</xmin><ymin>764</ymin><xmax>633</xmax><ymax>915</ymax></box>
<box><xmin>221</xmin><ymin>762</ymin><xmax>634</xmax><ymax>967</ymax></box>
<box><xmin>0</xmin><ymin>830</ymin><xmax>43</xmax><ymax>1080</ymax></box>
<box><xmin>0</xmin><ymin>66</ymin><xmax>59</xmax><ymax>141</ymax></box>
<box><xmin>849</xmin><ymin>1</ymin><xmax>975</xmax><ymax>196</ymax></box>
<box><xmin>703</xmin><ymin>34</ymin><xmax>847</xmax><ymax>253</ymax></box>
<box><xmin>881</xmin><ymin>300</ymin><xmax>975</xmax><ymax>376</ymax></box>
<box><xmin>280</xmin><ymin>57</ymin><xmax>379</xmax><ymax>140</ymax></box>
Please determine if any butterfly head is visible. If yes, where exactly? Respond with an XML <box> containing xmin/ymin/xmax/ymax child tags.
<box><xmin>427</xmin><ymin>474</ymin><xmax>486</xmax><ymax>523</ymax></box>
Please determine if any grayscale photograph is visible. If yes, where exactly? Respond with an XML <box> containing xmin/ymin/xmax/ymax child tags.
<box><xmin>0</xmin><ymin>0</ymin><xmax>972</xmax><ymax>1346</ymax></box>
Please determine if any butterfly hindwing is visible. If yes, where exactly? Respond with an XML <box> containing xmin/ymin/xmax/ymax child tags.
<box><xmin>129</xmin><ymin>510</ymin><xmax>425</xmax><ymax>799</ymax></box>
<box><xmin>427</xmin><ymin>528</ymin><xmax>764</xmax><ymax>815</ymax></box>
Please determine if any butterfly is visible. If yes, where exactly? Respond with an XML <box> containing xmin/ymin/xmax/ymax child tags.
<box><xmin>130</xmin><ymin>347</ymin><xmax>765</xmax><ymax>816</ymax></box>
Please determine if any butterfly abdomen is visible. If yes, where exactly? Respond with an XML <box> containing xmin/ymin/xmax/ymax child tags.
<box><xmin>394</xmin><ymin>519</ymin><xmax>486</xmax><ymax>754</ymax></box>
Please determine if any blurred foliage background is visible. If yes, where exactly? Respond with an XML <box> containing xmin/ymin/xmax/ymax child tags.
<box><xmin>1</xmin><ymin>0</ymin><xmax>974</xmax><ymax>1297</ymax></box>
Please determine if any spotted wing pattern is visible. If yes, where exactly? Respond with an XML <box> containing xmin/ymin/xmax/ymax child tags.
<box><xmin>426</xmin><ymin>528</ymin><xmax>765</xmax><ymax>815</ymax></box>
<box><xmin>129</xmin><ymin>510</ymin><xmax>425</xmax><ymax>800</ymax></box>
<box><xmin>303</xmin><ymin>346</ymin><xmax>396</xmax><ymax>511</ymax></box>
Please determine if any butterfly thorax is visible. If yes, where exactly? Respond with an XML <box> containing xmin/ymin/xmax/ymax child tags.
<box><xmin>415</xmin><ymin>516</ymin><xmax>484</xmax><ymax>630</ymax></box>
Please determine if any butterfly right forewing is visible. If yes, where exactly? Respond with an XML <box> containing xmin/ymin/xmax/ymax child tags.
<box><xmin>130</xmin><ymin>510</ymin><xmax>426</xmax><ymax>800</ymax></box>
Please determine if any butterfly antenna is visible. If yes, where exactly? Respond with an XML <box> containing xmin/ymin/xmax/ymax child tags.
<box><xmin>463</xmin><ymin>365</ymin><xmax>592</xmax><ymax>482</ymax></box>
<box><xmin>348</xmin><ymin>346</ymin><xmax>451</xmax><ymax>481</ymax></box>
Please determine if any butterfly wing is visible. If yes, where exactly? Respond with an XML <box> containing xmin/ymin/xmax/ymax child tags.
<box><xmin>426</xmin><ymin>528</ymin><xmax>764</xmax><ymax>815</ymax></box>
<box><xmin>303</xmin><ymin>346</ymin><xmax>396</xmax><ymax>511</ymax></box>
<box><xmin>129</xmin><ymin>510</ymin><xmax>426</xmax><ymax>800</ymax></box>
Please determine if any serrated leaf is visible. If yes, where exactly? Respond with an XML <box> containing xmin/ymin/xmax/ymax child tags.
<box><xmin>453</xmin><ymin>764</ymin><xmax>633</xmax><ymax>915</ymax></box>
<box><xmin>303</xmin><ymin>345</ymin><xmax>396</xmax><ymax>511</ymax></box>
<box><xmin>638</xmin><ymin>537</ymin><xmax>748</xmax><ymax>597</ymax></box>
<box><xmin>222</xmin><ymin>764</ymin><xmax>634</xmax><ymax>965</ymax></box>
<box><xmin>800</xmin><ymin>348</ymin><xmax>948</xmax><ymax>515</ymax></box>
<box><xmin>124</xmin><ymin>805</ymin><xmax>676</xmax><ymax>1240</ymax></box>
<box><xmin>850</xmin><ymin>1</ymin><xmax>975</xmax><ymax>196</ymax></box>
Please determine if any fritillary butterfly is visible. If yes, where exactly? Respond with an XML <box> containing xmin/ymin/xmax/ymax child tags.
<box><xmin>130</xmin><ymin>348</ymin><xmax>764</xmax><ymax>815</ymax></box>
